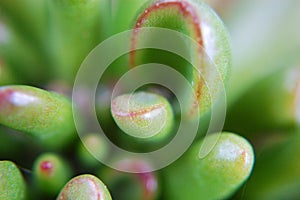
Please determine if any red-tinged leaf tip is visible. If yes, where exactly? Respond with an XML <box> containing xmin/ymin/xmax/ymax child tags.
<box><xmin>57</xmin><ymin>174</ymin><xmax>112</xmax><ymax>200</ymax></box>
<box><xmin>130</xmin><ymin>1</ymin><xmax>205</xmax><ymax>114</ymax></box>
<box><xmin>130</xmin><ymin>0</ymin><xmax>204</xmax><ymax>67</ymax></box>
<box><xmin>33</xmin><ymin>153</ymin><xmax>72</xmax><ymax>195</ymax></box>
<box><xmin>0</xmin><ymin>85</ymin><xmax>75</xmax><ymax>148</ymax></box>
<box><xmin>40</xmin><ymin>161</ymin><xmax>53</xmax><ymax>176</ymax></box>
<box><xmin>111</xmin><ymin>92</ymin><xmax>174</xmax><ymax>140</ymax></box>
<box><xmin>0</xmin><ymin>87</ymin><xmax>39</xmax><ymax>109</ymax></box>
<box><xmin>0</xmin><ymin>88</ymin><xmax>17</xmax><ymax>112</ymax></box>
<box><xmin>205</xmin><ymin>133</ymin><xmax>254</xmax><ymax>177</ymax></box>
<box><xmin>129</xmin><ymin>0</ymin><xmax>231</xmax><ymax>119</ymax></box>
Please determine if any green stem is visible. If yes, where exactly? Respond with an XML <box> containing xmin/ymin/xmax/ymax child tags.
<box><xmin>47</xmin><ymin>0</ymin><xmax>106</xmax><ymax>83</ymax></box>
<box><xmin>0</xmin><ymin>21</ymin><xmax>53</xmax><ymax>84</ymax></box>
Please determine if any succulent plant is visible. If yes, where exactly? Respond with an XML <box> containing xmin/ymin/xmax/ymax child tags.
<box><xmin>56</xmin><ymin>174</ymin><xmax>112</xmax><ymax>200</ymax></box>
<box><xmin>0</xmin><ymin>85</ymin><xmax>75</xmax><ymax>149</ymax></box>
<box><xmin>0</xmin><ymin>160</ymin><xmax>26</xmax><ymax>200</ymax></box>
<box><xmin>32</xmin><ymin>153</ymin><xmax>72</xmax><ymax>196</ymax></box>
<box><xmin>163</xmin><ymin>132</ymin><xmax>254</xmax><ymax>200</ymax></box>
<box><xmin>0</xmin><ymin>0</ymin><xmax>299</xmax><ymax>199</ymax></box>
<box><xmin>111</xmin><ymin>91</ymin><xmax>174</xmax><ymax>142</ymax></box>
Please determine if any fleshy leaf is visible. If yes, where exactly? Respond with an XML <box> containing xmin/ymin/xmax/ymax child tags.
<box><xmin>163</xmin><ymin>132</ymin><xmax>254</xmax><ymax>200</ymax></box>
<box><xmin>0</xmin><ymin>160</ymin><xmax>26</xmax><ymax>200</ymax></box>
<box><xmin>33</xmin><ymin>153</ymin><xmax>72</xmax><ymax>195</ymax></box>
<box><xmin>130</xmin><ymin>0</ymin><xmax>231</xmax><ymax>119</ymax></box>
<box><xmin>0</xmin><ymin>85</ymin><xmax>75</xmax><ymax>148</ymax></box>
<box><xmin>111</xmin><ymin>91</ymin><xmax>174</xmax><ymax>141</ymax></box>
<box><xmin>57</xmin><ymin>174</ymin><xmax>112</xmax><ymax>200</ymax></box>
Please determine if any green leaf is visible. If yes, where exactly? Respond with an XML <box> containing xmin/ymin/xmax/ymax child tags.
<box><xmin>0</xmin><ymin>160</ymin><xmax>26</xmax><ymax>200</ymax></box>
<box><xmin>33</xmin><ymin>153</ymin><xmax>72</xmax><ymax>195</ymax></box>
<box><xmin>163</xmin><ymin>132</ymin><xmax>254</xmax><ymax>200</ymax></box>
<box><xmin>0</xmin><ymin>85</ymin><xmax>75</xmax><ymax>148</ymax></box>
<box><xmin>111</xmin><ymin>91</ymin><xmax>174</xmax><ymax>142</ymax></box>
<box><xmin>130</xmin><ymin>0</ymin><xmax>231</xmax><ymax>119</ymax></box>
<box><xmin>57</xmin><ymin>174</ymin><xmax>112</xmax><ymax>200</ymax></box>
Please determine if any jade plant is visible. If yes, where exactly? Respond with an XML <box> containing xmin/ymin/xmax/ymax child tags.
<box><xmin>0</xmin><ymin>160</ymin><xmax>26</xmax><ymax>200</ymax></box>
<box><xmin>56</xmin><ymin>174</ymin><xmax>112</xmax><ymax>200</ymax></box>
<box><xmin>0</xmin><ymin>0</ymin><xmax>299</xmax><ymax>199</ymax></box>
